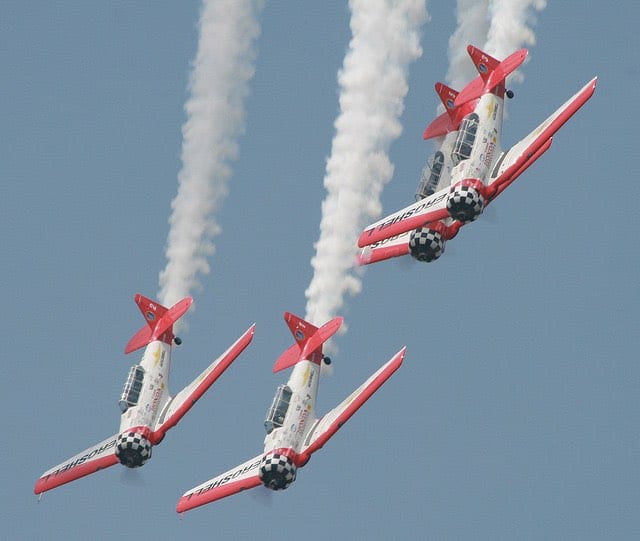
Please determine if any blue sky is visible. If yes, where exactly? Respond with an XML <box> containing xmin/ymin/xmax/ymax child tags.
<box><xmin>2</xmin><ymin>1</ymin><xmax>639</xmax><ymax>539</ymax></box>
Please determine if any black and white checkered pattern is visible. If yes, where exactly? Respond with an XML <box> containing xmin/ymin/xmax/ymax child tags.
<box><xmin>446</xmin><ymin>185</ymin><xmax>485</xmax><ymax>223</ymax></box>
<box><xmin>115</xmin><ymin>431</ymin><xmax>152</xmax><ymax>468</ymax></box>
<box><xmin>409</xmin><ymin>227</ymin><xmax>445</xmax><ymax>262</ymax></box>
<box><xmin>259</xmin><ymin>453</ymin><xmax>297</xmax><ymax>490</ymax></box>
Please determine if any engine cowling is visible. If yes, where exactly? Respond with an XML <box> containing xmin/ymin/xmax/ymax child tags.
<box><xmin>409</xmin><ymin>227</ymin><xmax>445</xmax><ymax>262</ymax></box>
<box><xmin>115</xmin><ymin>430</ymin><xmax>152</xmax><ymax>468</ymax></box>
<box><xmin>259</xmin><ymin>452</ymin><xmax>297</xmax><ymax>491</ymax></box>
<box><xmin>446</xmin><ymin>179</ymin><xmax>486</xmax><ymax>223</ymax></box>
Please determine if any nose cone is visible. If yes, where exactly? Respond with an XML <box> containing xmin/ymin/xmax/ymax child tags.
<box><xmin>446</xmin><ymin>182</ymin><xmax>485</xmax><ymax>223</ymax></box>
<box><xmin>259</xmin><ymin>453</ymin><xmax>297</xmax><ymax>490</ymax></box>
<box><xmin>115</xmin><ymin>431</ymin><xmax>153</xmax><ymax>468</ymax></box>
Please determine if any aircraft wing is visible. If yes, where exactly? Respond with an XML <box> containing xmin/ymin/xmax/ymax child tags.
<box><xmin>358</xmin><ymin>191</ymin><xmax>450</xmax><ymax>248</ymax></box>
<box><xmin>300</xmin><ymin>347</ymin><xmax>405</xmax><ymax>458</ymax></box>
<box><xmin>357</xmin><ymin>231</ymin><xmax>411</xmax><ymax>265</ymax></box>
<box><xmin>358</xmin><ymin>78</ymin><xmax>596</xmax><ymax>250</ymax></box>
<box><xmin>487</xmin><ymin>77</ymin><xmax>597</xmax><ymax>198</ymax></box>
<box><xmin>34</xmin><ymin>433</ymin><xmax>119</xmax><ymax>494</ymax></box>
<box><xmin>176</xmin><ymin>453</ymin><xmax>264</xmax><ymax>512</ymax></box>
<box><xmin>153</xmin><ymin>324</ymin><xmax>255</xmax><ymax>437</ymax></box>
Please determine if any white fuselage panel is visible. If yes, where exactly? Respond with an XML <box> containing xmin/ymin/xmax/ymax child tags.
<box><xmin>119</xmin><ymin>340</ymin><xmax>172</xmax><ymax>432</ymax></box>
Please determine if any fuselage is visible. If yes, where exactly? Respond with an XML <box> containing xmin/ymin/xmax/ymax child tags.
<box><xmin>119</xmin><ymin>340</ymin><xmax>173</xmax><ymax>434</ymax></box>
<box><xmin>450</xmin><ymin>89</ymin><xmax>504</xmax><ymax>187</ymax></box>
<box><xmin>114</xmin><ymin>339</ymin><xmax>174</xmax><ymax>467</ymax></box>
<box><xmin>408</xmin><ymin>89</ymin><xmax>506</xmax><ymax>258</ymax></box>
<box><xmin>256</xmin><ymin>358</ymin><xmax>323</xmax><ymax>490</ymax></box>
<box><xmin>263</xmin><ymin>359</ymin><xmax>321</xmax><ymax>456</ymax></box>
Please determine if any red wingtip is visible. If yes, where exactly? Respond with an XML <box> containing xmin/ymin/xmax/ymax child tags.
<box><xmin>357</xmin><ymin>242</ymin><xmax>410</xmax><ymax>266</ymax></box>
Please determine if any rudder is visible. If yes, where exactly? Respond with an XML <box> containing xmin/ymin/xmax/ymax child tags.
<box><xmin>134</xmin><ymin>294</ymin><xmax>168</xmax><ymax>329</ymax></box>
<box><xmin>455</xmin><ymin>46</ymin><xmax>528</xmax><ymax>106</ymax></box>
<box><xmin>125</xmin><ymin>294</ymin><xmax>193</xmax><ymax>354</ymax></box>
<box><xmin>273</xmin><ymin>312</ymin><xmax>343</xmax><ymax>372</ymax></box>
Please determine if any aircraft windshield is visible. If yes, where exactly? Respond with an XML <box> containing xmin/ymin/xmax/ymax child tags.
<box><xmin>451</xmin><ymin>113</ymin><xmax>479</xmax><ymax>166</ymax></box>
<box><xmin>415</xmin><ymin>150</ymin><xmax>445</xmax><ymax>200</ymax></box>
<box><xmin>264</xmin><ymin>385</ymin><xmax>292</xmax><ymax>434</ymax></box>
<box><xmin>118</xmin><ymin>365</ymin><xmax>145</xmax><ymax>413</ymax></box>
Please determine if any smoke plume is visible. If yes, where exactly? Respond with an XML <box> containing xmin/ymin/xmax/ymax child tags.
<box><xmin>304</xmin><ymin>0</ymin><xmax>428</xmax><ymax>328</ymax></box>
<box><xmin>484</xmin><ymin>0</ymin><xmax>546</xmax><ymax>77</ymax></box>
<box><xmin>158</xmin><ymin>0</ymin><xmax>264</xmax><ymax>308</ymax></box>
<box><xmin>446</xmin><ymin>0</ymin><xmax>546</xmax><ymax>89</ymax></box>
<box><xmin>446</xmin><ymin>0</ymin><xmax>490</xmax><ymax>91</ymax></box>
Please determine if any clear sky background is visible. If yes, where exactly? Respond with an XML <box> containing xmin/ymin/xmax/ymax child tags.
<box><xmin>2</xmin><ymin>1</ymin><xmax>639</xmax><ymax>539</ymax></box>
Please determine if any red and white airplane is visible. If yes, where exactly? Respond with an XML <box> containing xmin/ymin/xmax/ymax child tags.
<box><xmin>34</xmin><ymin>294</ymin><xmax>255</xmax><ymax>496</ymax></box>
<box><xmin>176</xmin><ymin>312</ymin><xmax>405</xmax><ymax>513</ymax></box>
<box><xmin>357</xmin><ymin>45</ymin><xmax>597</xmax><ymax>265</ymax></box>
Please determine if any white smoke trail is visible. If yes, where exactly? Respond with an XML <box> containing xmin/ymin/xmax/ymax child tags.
<box><xmin>484</xmin><ymin>0</ymin><xmax>546</xmax><ymax>83</ymax></box>
<box><xmin>158</xmin><ymin>0</ymin><xmax>264</xmax><ymax>308</ymax></box>
<box><xmin>304</xmin><ymin>0</ymin><xmax>428</xmax><ymax>328</ymax></box>
<box><xmin>446</xmin><ymin>0</ymin><xmax>546</xmax><ymax>92</ymax></box>
<box><xmin>446</xmin><ymin>0</ymin><xmax>490</xmax><ymax>91</ymax></box>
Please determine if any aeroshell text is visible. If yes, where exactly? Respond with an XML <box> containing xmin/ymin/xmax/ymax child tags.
<box><xmin>187</xmin><ymin>458</ymin><xmax>262</xmax><ymax>498</ymax></box>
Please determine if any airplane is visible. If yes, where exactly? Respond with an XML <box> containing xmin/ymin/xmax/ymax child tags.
<box><xmin>34</xmin><ymin>293</ymin><xmax>255</xmax><ymax>496</ymax></box>
<box><xmin>357</xmin><ymin>45</ymin><xmax>597</xmax><ymax>265</ymax></box>
<box><xmin>176</xmin><ymin>312</ymin><xmax>405</xmax><ymax>512</ymax></box>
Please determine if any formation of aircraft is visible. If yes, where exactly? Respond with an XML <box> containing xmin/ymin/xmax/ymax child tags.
<box><xmin>34</xmin><ymin>294</ymin><xmax>255</xmax><ymax>495</ymax></box>
<box><xmin>34</xmin><ymin>45</ymin><xmax>596</xmax><ymax>513</ymax></box>
<box><xmin>357</xmin><ymin>45</ymin><xmax>597</xmax><ymax>265</ymax></box>
<box><xmin>176</xmin><ymin>312</ymin><xmax>405</xmax><ymax>512</ymax></box>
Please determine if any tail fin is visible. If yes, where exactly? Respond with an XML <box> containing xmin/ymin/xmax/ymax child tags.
<box><xmin>455</xmin><ymin>45</ymin><xmax>528</xmax><ymax>106</ymax></box>
<box><xmin>272</xmin><ymin>312</ymin><xmax>343</xmax><ymax>373</ymax></box>
<box><xmin>124</xmin><ymin>294</ymin><xmax>193</xmax><ymax>354</ymax></box>
<box><xmin>436</xmin><ymin>82</ymin><xmax>459</xmax><ymax>115</ymax></box>
<box><xmin>467</xmin><ymin>45</ymin><xmax>501</xmax><ymax>81</ymax></box>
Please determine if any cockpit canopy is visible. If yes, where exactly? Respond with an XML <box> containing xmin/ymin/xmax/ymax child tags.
<box><xmin>415</xmin><ymin>150</ymin><xmax>445</xmax><ymax>201</ymax></box>
<box><xmin>264</xmin><ymin>384</ymin><xmax>292</xmax><ymax>434</ymax></box>
<box><xmin>118</xmin><ymin>365</ymin><xmax>145</xmax><ymax>413</ymax></box>
<box><xmin>451</xmin><ymin>113</ymin><xmax>479</xmax><ymax>166</ymax></box>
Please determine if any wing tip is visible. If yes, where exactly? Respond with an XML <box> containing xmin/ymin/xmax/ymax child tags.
<box><xmin>176</xmin><ymin>473</ymin><xmax>263</xmax><ymax>512</ymax></box>
<box><xmin>384</xmin><ymin>347</ymin><xmax>406</xmax><ymax>373</ymax></box>
<box><xmin>356</xmin><ymin>247</ymin><xmax>372</xmax><ymax>266</ymax></box>
<box><xmin>176</xmin><ymin>499</ymin><xmax>190</xmax><ymax>514</ymax></box>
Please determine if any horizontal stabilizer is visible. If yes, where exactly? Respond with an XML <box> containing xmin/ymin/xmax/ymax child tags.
<box><xmin>125</xmin><ymin>294</ymin><xmax>193</xmax><ymax>354</ymax></box>
<box><xmin>273</xmin><ymin>343</ymin><xmax>302</xmax><ymax>373</ymax></box>
<box><xmin>177</xmin><ymin>453</ymin><xmax>264</xmax><ymax>512</ymax></box>
<box><xmin>34</xmin><ymin>433</ymin><xmax>120</xmax><ymax>494</ymax></box>
<box><xmin>273</xmin><ymin>313</ymin><xmax>343</xmax><ymax>372</ymax></box>
<box><xmin>423</xmin><ymin>111</ymin><xmax>454</xmax><ymax>140</ymax></box>
<box><xmin>153</xmin><ymin>324</ymin><xmax>255</xmax><ymax>437</ymax></box>
<box><xmin>301</xmin><ymin>347</ymin><xmax>406</xmax><ymax>458</ymax></box>
<box><xmin>422</xmin><ymin>82</ymin><xmax>460</xmax><ymax>140</ymax></box>
<box><xmin>455</xmin><ymin>46</ymin><xmax>528</xmax><ymax>106</ymax></box>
